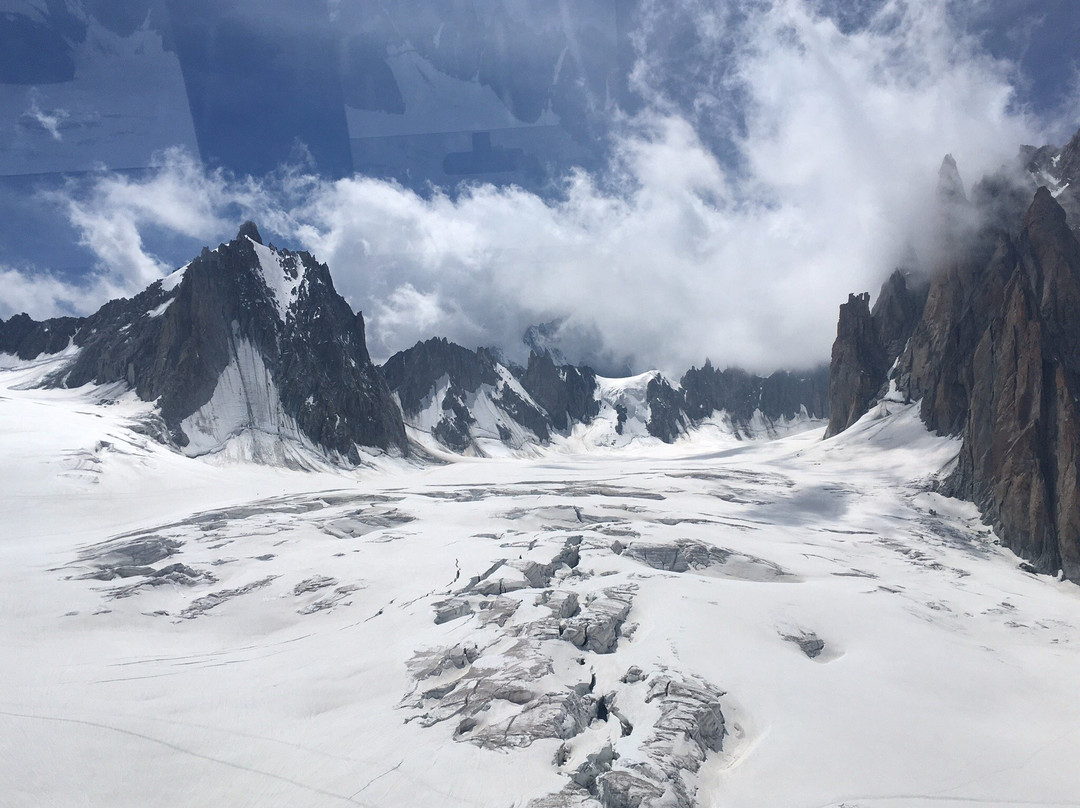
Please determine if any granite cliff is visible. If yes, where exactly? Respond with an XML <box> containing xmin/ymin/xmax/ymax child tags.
<box><xmin>827</xmin><ymin>132</ymin><xmax>1080</xmax><ymax>580</ymax></box>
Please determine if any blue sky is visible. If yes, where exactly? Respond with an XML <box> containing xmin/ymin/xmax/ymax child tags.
<box><xmin>0</xmin><ymin>0</ymin><xmax>1078</xmax><ymax>372</ymax></box>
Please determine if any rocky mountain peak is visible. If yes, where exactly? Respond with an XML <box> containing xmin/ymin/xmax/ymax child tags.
<box><xmin>937</xmin><ymin>154</ymin><xmax>967</xmax><ymax>204</ymax></box>
<box><xmin>940</xmin><ymin>186</ymin><xmax>1080</xmax><ymax>580</ymax></box>
<box><xmin>0</xmin><ymin>312</ymin><xmax>81</xmax><ymax>360</ymax></box>
<box><xmin>237</xmin><ymin>220</ymin><xmax>263</xmax><ymax>245</ymax></box>
<box><xmin>520</xmin><ymin>351</ymin><xmax>600</xmax><ymax>432</ymax></box>
<box><xmin>1021</xmin><ymin>126</ymin><xmax>1080</xmax><ymax>236</ymax></box>
<box><xmin>681</xmin><ymin>362</ymin><xmax>828</xmax><ymax>429</ymax></box>
<box><xmin>522</xmin><ymin>320</ymin><xmax>569</xmax><ymax>366</ymax></box>
<box><xmin>1018</xmin><ymin>188</ymin><xmax>1080</xmax><ymax>365</ymax></box>
<box><xmin>1055</xmin><ymin>127</ymin><xmax>1080</xmax><ymax>185</ymax></box>
<box><xmin>381</xmin><ymin>338</ymin><xmax>551</xmax><ymax>452</ymax></box>
<box><xmin>381</xmin><ymin>336</ymin><xmax>501</xmax><ymax>418</ymax></box>
<box><xmin>870</xmin><ymin>268</ymin><xmax>928</xmax><ymax>361</ymax></box>
<box><xmin>13</xmin><ymin>230</ymin><xmax>407</xmax><ymax>464</ymax></box>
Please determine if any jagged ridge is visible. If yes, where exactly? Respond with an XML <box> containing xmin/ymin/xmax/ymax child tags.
<box><xmin>827</xmin><ymin>131</ymin><xmax>1080</xmax><ymax>581</ymax></box>
<box><xmin>381</xmin><ymin>338</ymin><xmax>828</xmax><ymax>453</ymax></box>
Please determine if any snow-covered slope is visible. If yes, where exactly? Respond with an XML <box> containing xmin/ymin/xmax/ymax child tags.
<box><xmin>400</xmin><ymin>367</ymin><xmax>551</xmax><ymax>458</ymax></box>
<box><xmin>250</xmin><ymin>239</ymin><xmax>306</xmax><ymax>321</ymax></box>
<box><xmin>3</xmin><ymin>362</ymin><xmax>1080</xmax><ymax>808</ymax></box>
<box><xmin>178</xmin><ymin>337</ymin><xmax>329</xmax><ymax>468</ymax></box>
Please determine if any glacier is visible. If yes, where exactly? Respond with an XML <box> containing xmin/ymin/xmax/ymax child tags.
<box><xmin>2</xmin><ymin>353</ymin><xmax>1080</xmax><ymax>808</ymax></box>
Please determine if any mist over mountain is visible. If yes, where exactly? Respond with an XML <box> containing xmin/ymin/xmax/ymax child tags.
<box><xmin>826</xmin><ymin>136</ymin><xmax>1080</xmax><ymax>582</ymax></box>
<box><xmin>2</xmin><ymin>0</ymin><xmax>1076</xmax><ymax>373</ymax></box>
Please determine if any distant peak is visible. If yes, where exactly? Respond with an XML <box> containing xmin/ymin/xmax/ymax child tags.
<box><xmin>937</xmin><ymin>154</ymin><xmax>967</xmax><ymax>204</ymax></box>
<box><xmin>237</xmin><ymin>221</ymin><xmax>263</xmax><ymax>245</ymax></box>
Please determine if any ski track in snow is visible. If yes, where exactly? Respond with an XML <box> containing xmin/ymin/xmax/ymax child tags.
<box><xmin>2</xmin><ymin>364</ymin><xmax>1080</xmax><ymax>807</ymax></box>
<box><xmin>0</xmin><ymin>709</ymin><xmax>372</xmax><ymax>807</ymax></box>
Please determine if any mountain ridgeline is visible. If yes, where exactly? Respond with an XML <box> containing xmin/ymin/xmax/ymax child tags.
<box><xmin>827</xmin><ymin>129</ymin><xmax>1080</xmax><ymax>582</ymax></box>
<box><xmin>379</xmin><ymin>336</ymin><xmax>828</xmax><ymax>454</ymax></box>
<box><xmin>0</xmin><ymin>223</ymin><xmax>829</xmax><ymax>463</ymax></box>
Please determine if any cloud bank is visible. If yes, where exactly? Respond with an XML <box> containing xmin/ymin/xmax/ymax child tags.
<box><xmin>0</xmin><ymin>0</ymin><xmax>1047</xmax><ymax>374</ymax></box>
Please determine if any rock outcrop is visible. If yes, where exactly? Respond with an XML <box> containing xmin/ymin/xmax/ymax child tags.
<box><xmin>381</xmin><ymin>337</ymin><xmax>550</xmax><ymax>451</ymax></box>
<box><xmin>519</xmin><ymin>350</ymin><xmax>602</xmax><ymax>431</ymax></box>
<box><xmin>895</xmin><ymin>230</ymin><xmax>1011</xmax><ymax>436</ymax></box>
<box><xmin>826</xmin><ymin>131</ymin><xmax>1080</xmax><ymax>580</ymax></box>
<box><xmin>824</xmin><ymin>292</ymin><xmax>888</xmax><ymax>438</ymax></box>
<box><xmin>381</xmin><ymin>337</ymin><xmax>502</xmax><ymax>417</ymax></box>
<box><xmin>871</xmin><ymin>268</ymin><xmax>929</xmax><ymax>362</ymax></box>
<box><xmin>824</xmin><ymin>267</ymin><xmax>929</xmax><ymax>439</ymax></box>
<box><xmin>643</xmin><ymin>376</ymin><xmax>687</xmax><ymax>442</ymax></box>
<box><xmin>1024</xmin><ymin>127</ymin><xmax>1080</xmax><ymax>234</ymax></box>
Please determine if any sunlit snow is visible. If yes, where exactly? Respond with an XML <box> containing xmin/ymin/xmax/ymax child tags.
<box><xmin>250</xmin><ymin>240</ymin><xmax>304</xmax><ymax>320</ymax></box>
<box><xmin>2</xmin><ymin>356</ymin><xmax>1079</xmax><ymax>808</ymax></box>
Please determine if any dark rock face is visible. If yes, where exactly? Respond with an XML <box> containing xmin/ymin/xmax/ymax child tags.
<box><xmin>830</xmin><ymin>172</ymin><xmax>1080</xmax><ymax>581</ymax></box>
<box><xmin>824</xmin><ymin>293</ymin><xmax>888</xmax><ymax>438</ymax></box>
<box><xmin>272</xmin><ymin>245</ymin><xmax>407</xmax><ymax>459</ymax></box>
<box><xmin>381</xmin><ymin>338</ymin><xmax>551</xmax><ymax>450</ymax></box>
<box><xmin>681</xmin><ymin>361</ymin><xmax>829</xmax><ymax>427</ymax></box>
<box><xmin>382</xmin><ymin>340</ymin><xmax>612</xmax><ymax>451</ymax></box>
<box><xmin>937</xmin><ymin>153</ymin><xmax>968</xmax><ymax>206</ymax></box>
<box><xmin>24</xmin><ymin>223</ymin><xmax>406</xmax><ymax>460</ymax></box>
<box><xmin>382</xmin><ymin>337</ymin><xmax>500</xmax><ymax>416</ymax></box>
<box><xmin>644</xmin><ymin>376</ymin><xmax>687</xmax><ymax>442</ymax></box>
<box><xmin>519</xmin><ymin>351</ymin><xmax>601</xmax><ymax>431</ymax></box>
<box><xmin>522</xmin><ymin>320</ymin><xmax>569</xmax><ymax>366</ymax></box>
<box><xmin>54</xmin><ymin>265</ymin><xmax>231</xmax><ymax>429</ymax></box>
<box><xmin>758</xmin><ymin>368</ymin><xmax>830</xmax><ymax>422</ymax></box>
<box><xmin>781</xmin><ymin>631</ymin><xmax>825</xmax><ymax>659</ymax></box>
<box><xmin>827</xmin><ymin>135</ymin><xmax>1080</xmax><ymax>580</ymax></box>
<box><xmin>0</xmin><ymin>313</ymin><xmax>82</xmax><ymax>359</ymax></box>
<box><xmin>895</xmin><ymin>231</ymin><xmax>1011</xmax><ymax>436</ymax></box>
<box><xmin>922</xmin><ymin>188</ymin><xmax>1080</xmax><ymax>579</ymax></box>
<box><xmin>824</xmin><ymin>269</ymin><xmax>928</xmax><ymax>438</ymax></box>
<box><xmin>236</xmin><ymin>220</ymin><xmax>263</xmax><ymax>243</ymax></box>
<box><xmin>1052</xmin><ymin>129</ymin><xmax>1080</xmax><ymax>186</ymax></box>
<box><xmin>970</xmin><ymin>167</ymin><xmax>1040</xmax><ymax>236</ymax></box>
<box><xmin>871</xmin><ymin>268</ymin><xmax>929</xmax><ymax>362</ymax></box>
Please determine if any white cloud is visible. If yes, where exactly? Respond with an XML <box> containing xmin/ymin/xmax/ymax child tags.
<box><xmin>25</xmin><ymin>94</ymin><xmax>68</xmax><ymax>142</ymax></box>
<box><xmin>51</xmin><ymin>148</ymin><xmax>271</xmax><ymax>292</ymax></box>
<box><xmin>0</xmin><ymin>266</ymin><xmax>118</xmax><ymax>321</ymax></box>
<box><xmin>281</xmin><ymin>0</ymin><xmax>1038</xmax><ymax>372</ymax></box>
<box><xmin>6</xmin><ymin>0</ymin><xmax>1048</xmax><ymax>375</ymax></box>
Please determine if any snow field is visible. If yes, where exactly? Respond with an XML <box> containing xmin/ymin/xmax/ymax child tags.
<box><xmin>2</xmin><ymin>364</ymin><xmax>1080</xmax><ymax>808</ymax></box>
